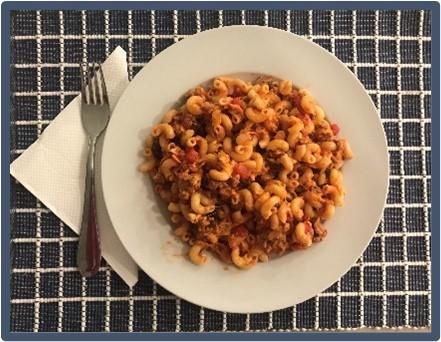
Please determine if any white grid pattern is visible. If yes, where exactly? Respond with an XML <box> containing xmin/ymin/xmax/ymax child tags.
<box><xmin>80</xmin><ymin>10</ymin><xmax>88</xmax><ymax>76</ymax></box>
<box><xmin>80</xmin><ymin>274</ymin><xmax>86</xmax><ymax>332</ymax></box>
<box><xmin>12</xmin><ymin>33</ymin><xmax>433</xmax><ymax>41</ymax></box>
<box><xmin>127</xmin><ymin>10</ymin><xmax>134</xmax><ymax>80</ymax></box>
<box><xmin>10</xmin><ymin>89</ymin><xmax>433</xmax><ymax>97</ymax></box>
<box><xmin>197</xmin><ymin>302</ymin><xmax>202</xmax><ymax>332</ymax></box>
<box><xmin>152</xmin><ymin>281</ymin><xmax>158</xmax><ymax>331</ymax></box>
<box><xmin>105</xmin><ymin>267</ymin><xmax>111</xmax><ymax>332</ymax></box>
<box><xmin>172</xmin><ymin>10</ymin><xmax>178</xmax><ymax>43</ymax></box>
<box><xmin>380</xmin><ymin>9</ymin><xmax>390</xmax><ymax>329</ymax></box>
<box><xmin>10</xmin><ymin>9</ymin><xmax>432</xmax><ymax>332</ymax></box>
<box><xmin>372</xmin><ymin>11</ymin><xmax>383</xmax><ymax>330</ymax></box>
<box><xmin>10</xmin><ymin>258</ymin><xmax>431</xmax><ymax>273</ymax></box>
<box><xmin>58</xmin><ymin>221</ymin><xmax>64</xmax><ymax>332</ymax></box>
<box><xmin>57</xmin><ymin>10</ymin><xmax>65</xmax><ymax>332</ymax></box>
<box><xmin>418</xmin><ymin>9</ymin><xmax>432</xmax><ymax>328</ymax></box>
<box><xmin>128</xmin><ymin>287</ymin><xmax>134</xmax><ymax>332</ymax></box>
<box><xmin>410</xmin><ymin>13</ymin><xmax>431</xmax><ymax>329</ymax></box>
<box><xmin>151</xmin><ymin>11</ymin><xmax>157</xmax><ymax>57</ymax></box>
<box><xmin>395</xmin><ymin>10</ymin><xmax>410</xmax><ymax>328</ymax></box>
<box><xmin>245</xmin><ymin>314</ymin><xmax>250</xmax><ymax>331</ymax></box>
<box><xmin>32</xmin><ymin>10</ymin><xmax>43</xmax><ymax>333</ymax></box>
<box><xmin>104</xmin><ymin>10</ymin><xmax>110</xmax><ymax>57</ymax></box>
<box><xmin>11</xmin><ymin>61</ymin><xmax>433</xmax><ymax>69</ymax></box>
<box><xmin>10</xmin><ymin>290</ymin><xmax>431</xmax><ymax>305</ymax></box>
<box><xmin>380</xmin><ymin>217</ymin><xmax>387</xmax><ymax>328</ymax></box>
<box><xmin>176</xmin><ymin>297</ymin><xmax>181</xmax><ymax>332</ymax></box>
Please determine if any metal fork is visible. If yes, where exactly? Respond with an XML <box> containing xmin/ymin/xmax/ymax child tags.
<box><xmin>77</xmin><ymin>63</ymin><xmax>110</xmax><ymax>277</ymax></box>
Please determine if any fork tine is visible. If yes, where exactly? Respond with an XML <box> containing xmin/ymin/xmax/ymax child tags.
<box><xmin>80</xmin><ymin>64</ymin><xmax>88</xmax><ymax>104</ymax></box>
<box><xmin>93</xmin><ymin>63</ymin><xmax>103</xmax><ymax>105</ymax></box>
<box><xmin>88</xmin><ymin>63</ymin><xmax>97</xmax><ymax>105</ymax></box>
<box><xmin>98</xmin><ymin>64</ymin><xmax>109</xmax><ymax>105</ymax></box>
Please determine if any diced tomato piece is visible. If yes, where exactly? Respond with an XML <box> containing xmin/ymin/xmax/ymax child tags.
<box><xmin>233</xmin><ymin>163</ymin><xmax>252</xmax><ymax>179</ymax></box>
<box><xmin>233</xmin><ymin>226</ymin><xmax>248</xmax><ymax>237</ymax></box>
<box><xmin>331</xmin><ymin>123</ymin><xmax>340</xmax><ymax>135</ymax></box>
<box><xmin>185</xmin><ymin>148</ymin><xmax>199</xmax><ymax>163</ymax></box>
<box><xmin>229</xmin><ymin>97</ymin><xmax>244</xmax><ymax>114</ymax></box>
<box><xmin>232</xmin><ymin>97</ymin><xmax>243</xmax><ymax>107</ymax></box>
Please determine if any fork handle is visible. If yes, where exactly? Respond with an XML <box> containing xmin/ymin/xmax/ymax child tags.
<box><xmin>77</xmin><ymin>138</ymin><xmax>101</xmax><ymax>277</ymax></box>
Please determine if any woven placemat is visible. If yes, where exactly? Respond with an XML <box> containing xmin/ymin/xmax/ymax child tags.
<box><xmin>10</xmin><ymin>9</ymin><xmax>431</xmax><ymax>332</ymax></box>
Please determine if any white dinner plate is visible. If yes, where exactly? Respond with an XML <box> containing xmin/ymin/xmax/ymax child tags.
<box><xmin>101</xmin><ymin>26</ymin><xmax>389</xmax><ymax>313</ymax></box>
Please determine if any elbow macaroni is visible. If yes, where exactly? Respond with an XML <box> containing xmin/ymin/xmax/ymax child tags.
<box><xmin>141</xmin><ymin>77</ymin><xmax>353</xmax><ymax>269</ymax></box>
<box><xmin>186</xmin><ymin>95</ymin><xmax>204</xmax><ymax>115</ymax></box>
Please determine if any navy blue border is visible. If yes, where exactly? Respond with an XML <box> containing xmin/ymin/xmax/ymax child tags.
<box><xmin>2</xmin><ymin>1</ymin><xmax>439</xmax><ymax>341</ymax></box>
<box><xmin>0</xmin><ymin>1</ymin><xmax>440</xmax><ymax>10</ymax></box>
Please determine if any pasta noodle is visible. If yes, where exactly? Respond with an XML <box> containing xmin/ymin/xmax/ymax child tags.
<box><xmin>140</xmin><ymin>77</ymin><xmax>353</xmax><ymax>269</ymax></box>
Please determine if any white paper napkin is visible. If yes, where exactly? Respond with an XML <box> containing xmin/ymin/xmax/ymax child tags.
<box><xmin>10</xmin><ymin>47</ymin><xmax>139</xmax><ymax>286</ymax></box>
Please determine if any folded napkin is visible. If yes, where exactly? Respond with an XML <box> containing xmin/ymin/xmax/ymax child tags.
<box><xmin>10</xmin><ymin>47</ymin><xmax>138</xmax><ymax>286</ymax></box>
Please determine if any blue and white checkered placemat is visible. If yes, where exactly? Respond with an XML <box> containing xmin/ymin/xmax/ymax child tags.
<box><xmin>10</xmin><ymin>9</ymin><xmax>431</xmax><ymax>332</ymax></box>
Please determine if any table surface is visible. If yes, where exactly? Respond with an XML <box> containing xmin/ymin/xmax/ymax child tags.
<box><xmin>10</xmin><ymin>9</ymin><xmax>432</xmax><ymax>332</ymax></box>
